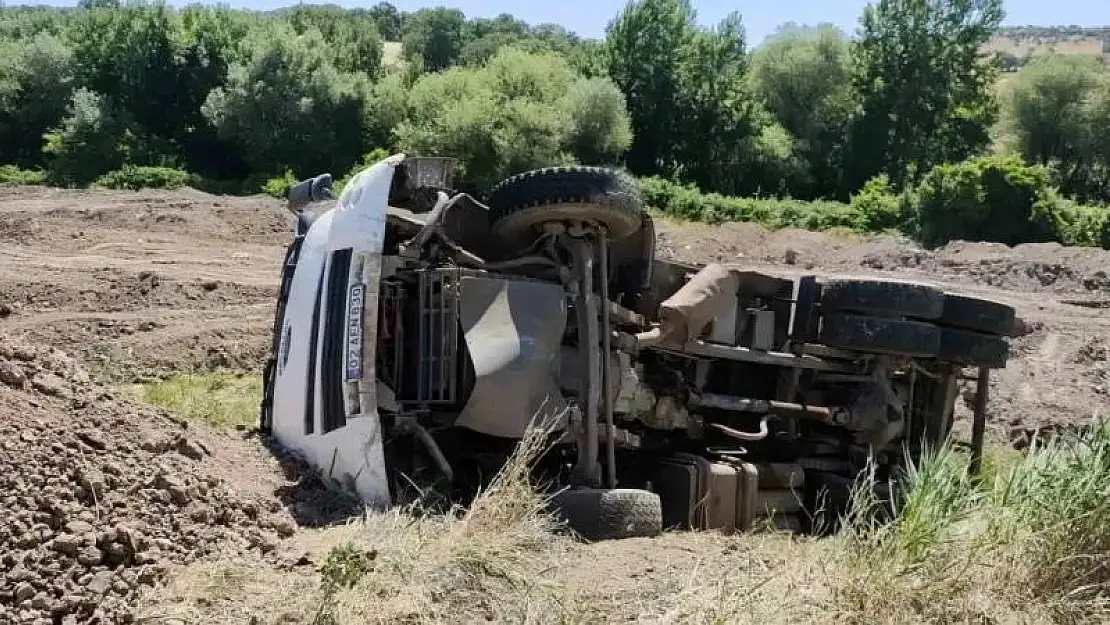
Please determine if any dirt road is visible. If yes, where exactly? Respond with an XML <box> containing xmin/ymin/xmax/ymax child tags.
<box><xmin>1</xmin><ymin>185</ymin><xmax>1108</xmax><ymax>622</ymax></box>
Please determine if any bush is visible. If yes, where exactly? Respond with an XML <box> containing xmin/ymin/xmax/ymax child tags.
<box><xmin>850</xmin><ymin>174</ymin><xmax>906</xmax><ymax>232</ymax></box>
<box><xmin>639</xmin><ymin>176</ymin><xmax>868</xmax><ymax>232</ymax></box>
<box><xmin>96</xmin><ymin>165</ymin><xmax>194</xmax><ymax>190</ymax></box>
<box><xmin>261</xmin><ymin>170</ymin><xmax>297</xmax><ymax>199</ymax></box>
<box><xmin>912</xmin><ymin>155</ymin><xmax>1060</xmax><ymax>247</ymax></box>
<box><xmin>1054</xmin><ymin>199</ymin><xmax>1110</xmax><ymax>249</ymax></box>
<box><xmin>0</xmin><ymin>165</ymin><xmax>45</xmax><ymax>185</ymax></box>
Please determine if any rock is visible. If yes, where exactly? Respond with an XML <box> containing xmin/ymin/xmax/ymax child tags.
<box><xmin>52</xmin><ymin>534</ymin><xmax>80</xmax><ymax>556</ymax></box>
<box><xmin>0</xmin><ymin>361</ymin><xmax>26</xmax><ymax>388</ymax></box>
<box><xmin>14</xmin><ymin>581</ymin><xmax>35</xmax><ymax>602</ymax></box>
<box><xmin>85</xmin><ymin>571</ymin><xmax>114</xmax><ymax>595</ymax></box>
<box><xmin>30</xmin><ymin>592</ymin><xmax>49</xmax><ymax>610</ymax></box>
<box><xmin>76</xmin><ymin>545</ymin><xmax>103</xmax><ymax>566</ymax></box>
<box><xmin>156</xmin><ymin>474</ymin><xmax>190</xmax><ymax>506</ymax></box>
<box><xmin>76</xmin><ymin>430</ymin><xmax>108</xmax><ymax>451</ymax></box>
<box><xmin>65</xmin><ymin>520</ymin><xmax>94</xmax><ymax>535</ymax></box>
<box><xmin>176</xmin><ymin>437</ymin><xmax>210</xmax><ymax>461</ymax></box>
<box><xmin>80</xmin><ymin>469</ymin><xmax>107</xmax><ymax>498</ymax></box>
<box><xmin>783</xmin><ymin>248</ymin><xmax>798</xmax><ymax>265</ymax></box>
<box><xmin>7</xmin><ymin>563</ymin><xmax>33</xmax><ymax>581</ymax></box>
<box><xmin>30</xmin><ymin>372</ymin><xmax>68</xmax><ymax>397</ymax></box>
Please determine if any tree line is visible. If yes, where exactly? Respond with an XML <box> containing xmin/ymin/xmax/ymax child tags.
<box><xmin>0</xmin><ymin>0</ymin><xmax>1108</xmax><ymax>248</ymax></box>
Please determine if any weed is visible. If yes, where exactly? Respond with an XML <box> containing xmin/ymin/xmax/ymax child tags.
<box><xmin>133</xmin><ymin>373</ymin><xmax>261</xmax><ymax>429</ymax></box>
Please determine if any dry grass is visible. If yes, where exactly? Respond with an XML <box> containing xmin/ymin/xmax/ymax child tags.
<box><xmin>139</xmin><ymin>404</ymin><xmax>1110</xmax><ymax>624</ymax></box>
<box><xmin>131</xmin><ymin>372</ymin><xmax>261</xmax><ymax>429</ymax></box>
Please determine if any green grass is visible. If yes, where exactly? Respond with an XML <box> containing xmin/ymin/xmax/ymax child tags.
<box><xmin>133</xmin><ymin>372</ymin><xmax>262</xmax><ymax>429</ymax></box>
<box><xmin>834</xmin><ymin>420</ymin><xmax>1110</xmax><ymax>623</ymax></box>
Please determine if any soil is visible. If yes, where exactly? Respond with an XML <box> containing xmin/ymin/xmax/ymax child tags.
<box><xmin>0</xmin><ymin>184</ymin><xmax>1108</xmax><ymax>622</ymax></box>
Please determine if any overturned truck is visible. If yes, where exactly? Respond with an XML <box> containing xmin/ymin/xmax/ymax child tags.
<box><xmin>259</xmin><ymin>154</ymin><xmax>1014</xmax><ymax>539</ymax></box>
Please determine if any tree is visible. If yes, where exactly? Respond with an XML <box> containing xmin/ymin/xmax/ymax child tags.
<box><xmin>564</xmin><ymin>77</ymin><xmax>633</xmax><ymax>165</ymax></box>
<box><xmin>369</xmin><ymin>2</ymin><xmax>403</xmax><ymax>41</ymax></box>
<box><xmin>286</xmin><ymin>4</ymin><xmax>383</xmax><ymax>76</ymax></box>
<box><xmin>999</xmin><ymin>55</ymin><xmax>1107</xmax><ymax>202</ymax></box>
<box><xmin>202</xmin><ymin>26</ymin><xmax>373</xmax><ymax>178</ymax></box>
<box><xmin>394</xmin><ymin>47</ymin><xmax>631</xmax><ymax>190</ymax></box>
<box><xmin>751</xmin><ymin>23</ymin><xmax>855</xmax><ymax>199</ymax></box>
<box><xmin>42</xmin><ymin>88</ymin><xmax>127</xmax><ymax>184</ymax></box>
<box><xmin>672</xmin><ymin>12</ymin><xmax>778</xmax><ymax>196</ymax></box>
<box><xmin>0</xmin><ymin>32</ymin><xmax>75</xmax><ymax>167</ymax></box>
<box><xmin>402</xmin><ymin>7</ymin><xmax>466</xmax><ymax>71</ymax></box>
<box><xmin>604</xmin><ymin>0</ymin><xmax>694</xmax><ymax>176</ymax></box>
<box><xmin>846</xmin><ymin>0</ymin><xmax>1004</xmax><ymax>192</ymax></box>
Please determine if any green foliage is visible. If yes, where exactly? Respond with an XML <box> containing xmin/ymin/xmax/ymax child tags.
<box><xmin>402</xmin><ymin>7</ymin><xmax>466</xmax><ymax>71</ymax></box>
<box><xmin>96</xmin><ymin>165</ymin><xmax>193</xmax><ymax>190</ymax></box>
<box><xmin>261</xmin><ymin>170</ymin><xmax>297</xmax><ymax>198</ymax></box>
<box><xmin>847</xmin><ymin>0</ymin><xmax>1004</xmax><ymax>191</ymax></box>
<box><xmin>1</xmin><ymin>0</ymin><xmax>1108</xmax><ymax>242</ymax></box>
<box><xmin>751</xmin><ymin>23</ymin><xmax>855</xmax><ymax>199</ymax></box>
<box><xmin>838</xmin><ymin>419</ymin><xmax>1110</xmax><ymax>618</ymax></box>
<box><xmin>43</xmin><ymin>88</ymin><xmax>127</xmax><ymax>185</ymax></box>
<box><xmin>286</xmin><ymin>4</ymin><xmax>383</xmax><ymax>76</ymax></box>
<box><xmin>202</xmin><ymin>25</ymin><xmax>374</xmax><ymax>179</ymax></box>
<box><xmin>394</xmin><ymin>47</ymin><xmax>630</xmax><ymax>190</ymax></box>
<box><xmin>913</xmin><ymin>155</ymin><xmax>1060</xmax><ymax>247</ymax></box>
<box><xmin>603</xmin><ymin>0</ymin><xmax>693</xmax><ymax>176</ymax></box>
<box><xmin>0</xmin><ymin>164</ymin><xmax>44</xmax><ymax>185</ymax></box>
<box><xmin>640</xmin><ymin>176</ymin><xmax>868</xmax><ymax>231</ymax></box>
<box><xmin>999</xmin><ymin>55</ymin><xmax>1110</xmax><ymax>203</ymax></box>
<box><xmin>850</xmin><ymin>174</ymin><xmax>905</xmax><ymax>232</ymax></box>
<box><xmin>0</xmin><ymin>32</ymin><xmax>75</xmax><ymax>167</ymax></box>
<box><xmin>1054</xmin><ymin>200</ymin><xmax>1110</xmax><ymax>249</ymax></box>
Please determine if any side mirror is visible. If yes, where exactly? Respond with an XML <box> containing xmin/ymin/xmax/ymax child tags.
<box><xmin>287</xmin><ymin>173</ymin><xmax>335</xmax><ymax>212</ymax></box>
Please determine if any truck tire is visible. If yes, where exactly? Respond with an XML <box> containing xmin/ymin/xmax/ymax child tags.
<box><xmin>820</xmin><ymin>278</ymin><xmax>944</xmax><ymax>320</ymax></box>
<box><xmin>550</xmin><ymin>487</ymin><xmax>662</xmax><ymax>541</ymax></box>
<box><xmin>487</xmin><ymin>167</ymin><xmax>644</xmax><ymax>245</ymax></box>
<box><xmin>937</xmin><ymin>327</ymin><xmax>1009</xmax><ymax>368</ymax></box>
<box><xmin>939</xmin><ymin>293</ymin><xmax>1016</xmax><ymax>336</ymax></box>
<box><xmin>818</xmin><ymin>313</ymin><xmax>941</xmax><ymax>357</ymax></box>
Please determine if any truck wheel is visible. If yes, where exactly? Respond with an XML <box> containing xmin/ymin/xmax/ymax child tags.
<box><xmin>550</xmin><ymin>487</ymin><xmax>662</xmax><ymax>541</ymax></box>
<box><xmin>937</xmin><ymin>327</ymin><xmax>1009</xmax><ymax>368</ymax></box>
<box><xmin>820</xmin><ymin>278</ymin><xmax>944</xmax><ymax>320</ymax></box>
<box><xmin>818</xmin><ymin>313</ymin><xmax>941</xmax><ymax>357</ymax></box>
<box><xmin>939</xmin><ymin>293</ymin><xmax>1016</xmax><ymax>336</ymax></box>
<box><xmin>487</xmin><ymin>167</ymin><xmax>644</xmax><ymax>246</ymax></box>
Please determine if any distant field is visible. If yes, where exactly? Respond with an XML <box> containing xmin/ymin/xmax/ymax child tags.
<box><xmin>987</xmin><ymin>29</ymin><xmax>1108</xmax><ymax>66</ymax></box>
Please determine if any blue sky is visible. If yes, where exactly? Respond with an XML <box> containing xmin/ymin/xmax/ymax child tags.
<box><xmin>29</xmin><ymin>0</ymin><xmax>1110</xmax><ymax>46</ymax></box>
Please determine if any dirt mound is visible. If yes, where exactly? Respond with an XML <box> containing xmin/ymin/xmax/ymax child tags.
<box><xmin>0</xmin><ymin>335</ymin><xmax>302</xmax><ymax>624</ymax></box>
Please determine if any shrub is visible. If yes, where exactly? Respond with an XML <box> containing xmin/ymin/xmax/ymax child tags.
<box><xmin>850</xmin><ymin>174</ymin><xmax>905</xmax><ymax>232</ymax></box>
<box><xmin>639</xmin><ymin>176</ymin><xmax>868</xmax><ymax>232</ymax></box>
<box><xmin>0</xmin><ymin>165</ymin><xmax>45</xmax><ymax>185</ymax></box>
<box><xmin>1054</xmin><ymin>199</ymin><xmax>1110</xmax><ymax>249</ymax></box>
<box><xmin>96</xmin><ymin>166</ymin><xmax>194</xmax><ymax>190</ymax></box>
<box><xmin>912</xmin><ymin>155</ymin><xmax>1060</xmax><ymax>247</ymax></box>
<box><xmin>261</xmin><ymin>170</ymin><xmax>297</xmax><ymax>198</ymax></box>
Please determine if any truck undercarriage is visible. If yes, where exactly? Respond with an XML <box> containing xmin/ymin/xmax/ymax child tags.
<box><xmin>260</xmin><ymin>155</ymin><xmax>1014</xmax><ymax>539</ymax></box>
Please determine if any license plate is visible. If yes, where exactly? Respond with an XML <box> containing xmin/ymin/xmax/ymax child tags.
<box><xmin>345</xmin><ymin>284</ymin><xmax>365</xmax><ymax>380</ymax></box>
